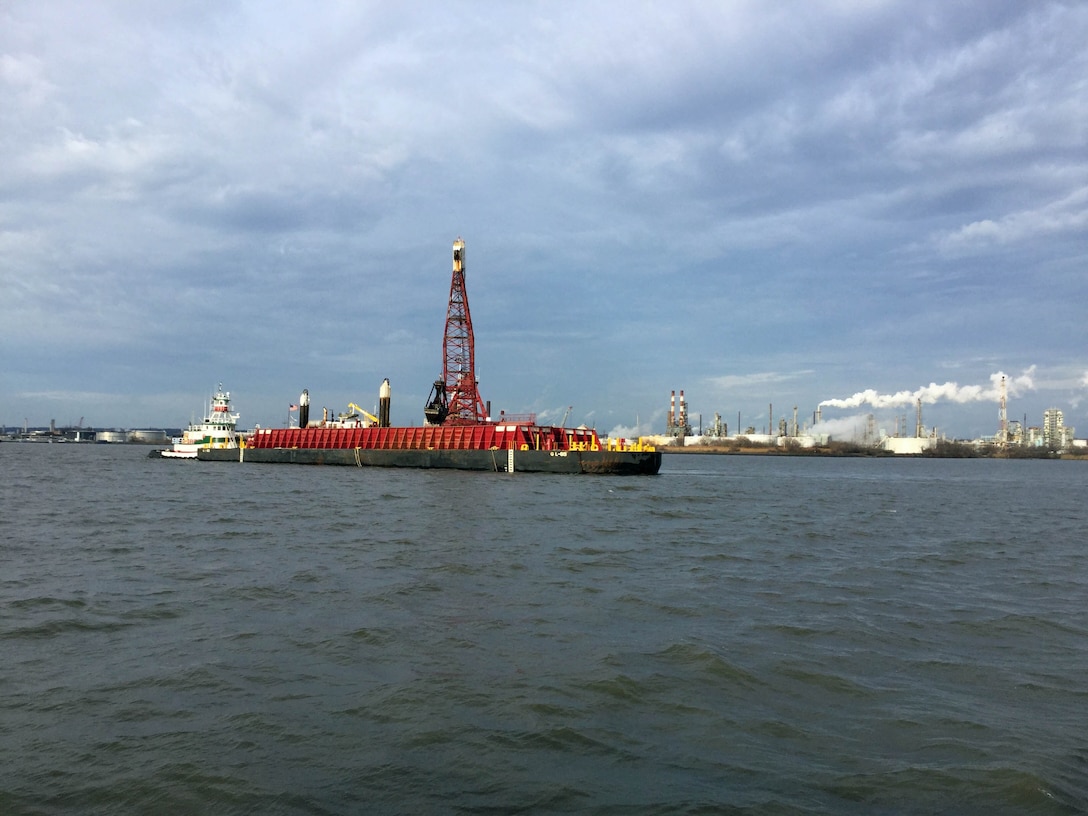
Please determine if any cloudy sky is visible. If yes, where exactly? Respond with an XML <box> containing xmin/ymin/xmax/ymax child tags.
<box><xmin>3</xmin><ymin>1</ymin><xmax>1086</xmax><ymax>438</ymax></box>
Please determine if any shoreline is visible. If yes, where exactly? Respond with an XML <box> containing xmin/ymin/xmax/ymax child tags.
<box><xmin>660</xmin><ymin>444</ymin><xmax>1088</xmax><ymax>460</ymax></box>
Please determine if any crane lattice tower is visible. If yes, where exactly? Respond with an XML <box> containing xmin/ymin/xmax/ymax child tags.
<box><xmin>439</xmin><ymin>238</ymin><xmax>488</xmax><ymax>424</ymax></box>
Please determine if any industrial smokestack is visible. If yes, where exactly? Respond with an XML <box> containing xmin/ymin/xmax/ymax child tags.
<box><xmin>669</xmin><ymin>390</ymin><xmax>676</xmax><ymax>430</ymax></box>
<box><xmin>998</xmin><ymin>374</ymin><xmax>1008</xmax><ymax>445</ymax></box>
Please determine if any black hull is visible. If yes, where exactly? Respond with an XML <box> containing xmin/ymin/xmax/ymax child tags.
<box><xmin>197</xmin><ymin>446</ymin><xmax>661</xmax><ymax>474</ymax></box>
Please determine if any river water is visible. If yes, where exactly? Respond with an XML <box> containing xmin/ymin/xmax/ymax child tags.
<box><xmin>1</xmin><ymin>443</ymin><xmax>1085</xmax><ymax>814</ymax></box>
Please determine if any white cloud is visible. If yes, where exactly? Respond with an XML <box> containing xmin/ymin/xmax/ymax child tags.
<box><xmin>0</xmin><ymin>52</ymin><xmax>53</xmax><ymax>103</ymax></box>
<box><xmin>706</xmin><ymin>371</ymin><xmax>815</xmax><ymax>390</ymax></box>
<box><xmin>935</xmin><ymin>187</ymin><xmax>1088</xmax><ymax>255</ymax></box>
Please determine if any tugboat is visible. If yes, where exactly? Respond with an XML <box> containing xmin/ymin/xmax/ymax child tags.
<box><xmin>151</xmin><ymin>385</ymin><xmax>241</xmax><ymax>459</ymax></box>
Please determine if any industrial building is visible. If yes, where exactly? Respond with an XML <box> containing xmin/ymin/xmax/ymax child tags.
<box><xmin>652</xmin><ymin>385</ymin><xmax>1081</xmax><ymax>455</ymax></box>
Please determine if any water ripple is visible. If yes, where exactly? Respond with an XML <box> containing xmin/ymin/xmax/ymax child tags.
<box><xmin>1</xmin><ymin>445</ymin><xmax>1086</xmax><ymax>814</ymax></box>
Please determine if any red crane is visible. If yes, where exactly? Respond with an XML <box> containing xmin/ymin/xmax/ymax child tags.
<box><xmin>424</xmin><ymin>238</ymin><xmax>489</xmax><ymax>425</ymax></box>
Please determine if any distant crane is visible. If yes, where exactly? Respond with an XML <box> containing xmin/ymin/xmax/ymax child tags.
<box><xmin>347</xmin><ymin>403</ymin><xmax>380</xmax><ymax>425</ymax></box>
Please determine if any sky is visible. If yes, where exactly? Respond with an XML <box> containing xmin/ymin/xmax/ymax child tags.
<box><xmin>2</xmin><ymin>1</ymin><xmax>1086</xmax><ymax>439</ymax></box>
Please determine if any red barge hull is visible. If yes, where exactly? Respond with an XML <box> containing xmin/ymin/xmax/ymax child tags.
<box><xmin>198</xmin><ymin>424</ymin><xmax>661</xmax><ymax>475</ymax></box>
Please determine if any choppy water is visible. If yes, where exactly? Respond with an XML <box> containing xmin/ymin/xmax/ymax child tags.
<box><xmin>1</xmin><ymin>443</ymin><xmax>1086</xmax><ymax>814</ymax></box>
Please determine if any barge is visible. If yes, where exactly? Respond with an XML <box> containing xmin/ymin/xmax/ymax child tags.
<box><xmin>199</xmin><ymin>423</ymin><xmax>660</xmax><ymax>474</ymax></box>
<box><xmin>184</xmin><ymin>238</ymin><xmax>661</xmax><ymax>475</ymax></box>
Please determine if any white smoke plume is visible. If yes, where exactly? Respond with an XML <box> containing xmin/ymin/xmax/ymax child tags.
<box><xmin>608</xmin><ymin>421</ymin><xmax>654</xmax><ymax>439</ymax></box>
<box><xmin>810</xmin><ymin>415</ymin><xmax>871</xmax><ymax>443</ymax></box>
<box><xmin>819</xmin><ymin>367</ymin><xmax>1036</xmax><ymax>409</ymax></box>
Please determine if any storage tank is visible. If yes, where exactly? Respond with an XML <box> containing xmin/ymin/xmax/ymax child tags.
<box><xmin>95</xmin><ymin>430</ymin><xmax>130</xmax><ymax>443</ymax></box>
<box><xmin>130</xmin><ymin>429</ymin><xmax>169</xmax><ymax>444</ymax></box>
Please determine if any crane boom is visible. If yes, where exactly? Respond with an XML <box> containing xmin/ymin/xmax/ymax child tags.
<box><xmin>424</xmin><ymin>238</ymin><xmax>488</xmax><ymax>425</ymax></box>
<box><xmin>347</xmin><ymin>403</ymin><xmax>380</xmax><ymax>425</ymax></box>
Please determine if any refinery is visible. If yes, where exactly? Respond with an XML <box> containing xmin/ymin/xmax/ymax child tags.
<box><xmin>643</xmin><ymin>382</ymin><xmax>1084</xmax><ymax>456</ymax></box>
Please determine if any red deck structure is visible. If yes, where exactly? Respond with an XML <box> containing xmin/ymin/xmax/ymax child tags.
<box><xmin>246</xmin><ymin>424</ymin><xmax>604</xmax><ymax>451</ymax></box>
